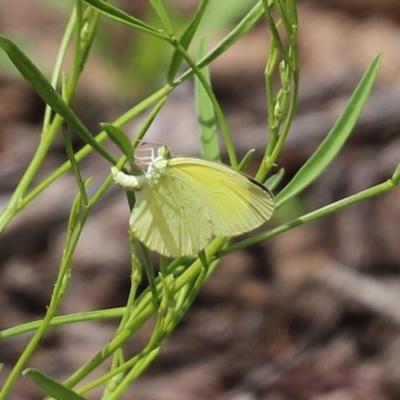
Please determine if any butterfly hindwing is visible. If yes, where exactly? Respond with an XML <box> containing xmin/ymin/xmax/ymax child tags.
<box><xmin>130</xmin><ymin>172</ymin><xmax>213</xmax><ymax>257</ymax></box>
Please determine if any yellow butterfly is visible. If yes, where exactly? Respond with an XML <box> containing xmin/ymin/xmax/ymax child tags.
<box><xmin>112</xmin><ymin>146</ymin><xmax>274</xmax><ymax>257</ymax></box>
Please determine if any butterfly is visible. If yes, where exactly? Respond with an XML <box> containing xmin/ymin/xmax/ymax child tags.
<box><xmin>112</xmin><ymin>146</ymin><xmax>274</xmax><ymax>257</ymax></box>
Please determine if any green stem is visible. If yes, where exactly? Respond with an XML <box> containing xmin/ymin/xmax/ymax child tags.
<box><xmin>0</xmin><ymin>114</ymin><xmax>63</xmax><ymax>231</ymax></box>
<box><xmin>0</xmin><ymin>309</ymin><xmax>125</xmax><ymax>340</ymax></box>
<box><xmin>0</xmin><ymin>200</ymin><xmax>89</xmax><ymax>399</ymax></box>
<box><xmin>221</xmin><ymin>179</ymin><xmax>395</xmax><ymax>256</ymax></box>
<box><xmin>172</xmin><ymin>39</ymin><xmax>237</xmax><ymax>168</ymax></box>
<box><xmin>43</xmin><ymin>6</ymin><xmax>76</xmax><ymax>128</ymax></box>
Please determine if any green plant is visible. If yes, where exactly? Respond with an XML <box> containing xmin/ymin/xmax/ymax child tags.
<box><xmin>0</xmin><ymin>0</ymin><xmax>392</xmax><ymax>399</ymax></box>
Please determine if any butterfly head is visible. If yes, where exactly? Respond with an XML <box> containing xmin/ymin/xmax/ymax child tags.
<box><xmin>146</xmin><ymin>146</ymin><xmax>172</xmax><ymax>182</ymax></box>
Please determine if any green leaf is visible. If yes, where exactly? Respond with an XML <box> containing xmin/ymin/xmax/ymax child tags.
<box><xmin>167</xmin><ymin>0</ymin><xmax>210</xmax><ymax>83</ymax></box>
<box><xmin>148</xmin><ymin>0</ymin><xmax>173</xmax><ymax>34</ymax></box>
<box><xmin>265</xmin><ymin>168</ymin><xmax>285</xmax><ymax>191</ymax></box>
<box><xmin>0</xmin><ymin>35</ymin><xmax>117</xmax><ymax>165</ymax></box>
<box><xmin>83</xmin><ymin>0</ymin><xmax>166</xmax><ymax>38</ymax></box>
<box><xmin>275</xmin><ymin>55</ymin><xmax>381</xmax><ymax>208</ymax></box>
<box><xmin>102</xmin><ymin>123</ymin><xmax>134</xmax><ymax>163</ymax></box>
<box><xmin>195</xmin><ymin>41</ymin><xmax>219</xmax><ymax>162</ymax></box>
<box><xmin>23</xmin><ymin>369</ymin><xmax>88</xmax><ymax>400</ymax></box>
<box><xmin>238</xmin><ymin>149</ymin><xmax>256</xmax><ymax>171</ymax></box>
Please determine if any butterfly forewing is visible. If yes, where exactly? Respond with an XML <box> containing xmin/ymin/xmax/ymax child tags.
<box><xmin>168</xmin><ymin>158</ymin><xmax>274</xmax><ymax>237</ymax></box>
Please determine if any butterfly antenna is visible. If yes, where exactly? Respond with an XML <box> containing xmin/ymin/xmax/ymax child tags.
<box><xmin>134</xmin><ymin>147</ymin><xmax>155</xmax><ymax>165</ymax></box>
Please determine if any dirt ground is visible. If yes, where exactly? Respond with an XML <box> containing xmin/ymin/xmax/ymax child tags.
<box><xmin>1</xmin><ymin>1</ymin><xmax>400</xmax><ymax>399</ymax></box>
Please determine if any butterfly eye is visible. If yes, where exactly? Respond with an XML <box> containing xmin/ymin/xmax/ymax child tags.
<box><xmin>158</xmin><ymin>146</ymin><xmax>172</xmax><ymax>159</ymax></box>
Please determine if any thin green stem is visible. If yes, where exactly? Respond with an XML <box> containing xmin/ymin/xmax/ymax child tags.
<box><xmin>61</xmin><ymin>302</ymin><xmax>156</xmax><ymax>389</ymax></box>
<box><xmin>220</xmin><ymin>180</ymin><xmax>395</xmax><ymax>256</ymax></box>
<box><xmin>274</xmin><ymin>0</ymin><xmax>295</xmax><ymax>38</ymax></box>
<box><xmin>264</xmin><ymin>43</ymin><xmax>279</xmax><ymax>151</ymax></box>
<box><xmin>105</xmin><ymin>243</ymin><xmax>142</xmax><ymax>395</ymax></box>
<box><xmin>262</xmin><ymin>1</ymin><xmax>289</xmax><ymax>65</ymax></box>
<box><xmin>107</xmin><ymin>276</ymin><xmax>174</xmax><ymax>397</ymax></box>
<box><xmin>256</xmin><ymin>0</ymin><xmax>299</xmax><ymax>181</ymax></box>
<box><xmin>43</xmin><ymin>7</ymin><xmax>76</xmax><ymax>128</ymax></box>
<box><xmin>0</xmin><ymin>309</ymin><xmax>125</xmax><ymax>340</ymax></box>
<box><xmin>176</xmin><ymin>2</ymin><xmax>266</xmax><ymax>84</ymax></box>
<box><xmin>62</xmin><ymin>121</ymin><xmax>90</xmax><ymax>205</ymax></box>
<box><xmin>0</xmin><ymin>113</ymin><xmax>63</xmax><ymax>232</ymax></box>
<box><xmin>0</xmin><ymin>199</ymin><xmax>89</xmax><ymax>399</ymax></box>
<box><xmin>54</xmin><ymin>240</ymin><xmax>223</xmax><ymax>391</ymax></box>
<box><xmin>172</xmin><ymin>39</ymin><xmax>237</xmax><ymax>168</ymax></box>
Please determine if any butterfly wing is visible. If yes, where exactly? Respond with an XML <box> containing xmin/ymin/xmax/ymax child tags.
<box><xmin>130</xmin><ymin>172</ymin><xmax>213</xmax><ymax>257</ymax></box>
<box><xmin>168</xmin><ymin>158</ymin><xmax>274</xmax><ymax>237</ymax></box>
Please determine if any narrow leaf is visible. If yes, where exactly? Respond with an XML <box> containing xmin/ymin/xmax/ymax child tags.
<box><xmin>102</xmin><ymin>123</ymin><xmax>134</xmax><ymax>163</ymax></box>
<box><xmin>195</xmin><ymin>41</ymin><xmax>219</xmax><ymax>161</ymax></box>
<box><xmin>148</xmin><ymin>0</ymin><xmax>173</xmax><ymax>34</ymax></box>
<box><xmin>0</xmin><ymin>36</ymin><xmax>117</xmax><ymax>165</ymax></box>
<box><xmin>238</xmin><ymin>149</ymin><xmax>256</xmax><ymax>171</ymax></box>
<box><xmin>83</xmin><ymin>0</ymin><xmax>165</xmax><ymax>38</ymax></box>
<box><xmin>266</xmin><ymin>168</ymin><xmax>285</xmax><ymax>191</ymax></box>
<box><xmin>275</xmin><ymin>55</ymin><xmax>381</xmax><ymax>208</ymax></box>
<box><xmin>23</xmin><ymin>369</ymin><xmax>88</xmax><ymax>400</ymax></box>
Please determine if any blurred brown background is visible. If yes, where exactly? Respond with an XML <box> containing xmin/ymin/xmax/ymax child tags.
<box><xmin>1</xmin><ymin>0</ymin><xmax>400</xmax><ymax>399</ymax></box>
